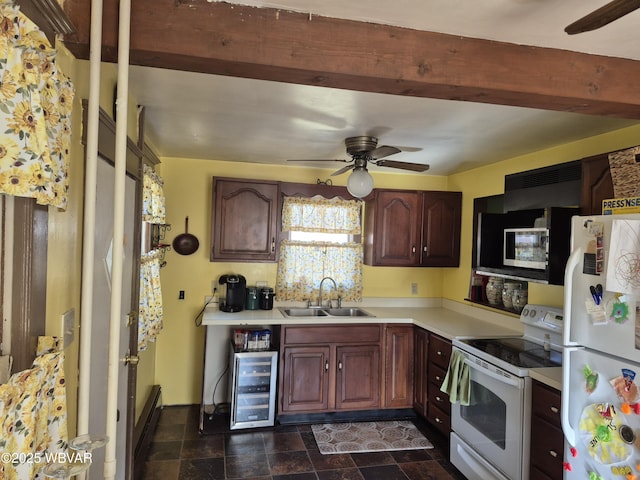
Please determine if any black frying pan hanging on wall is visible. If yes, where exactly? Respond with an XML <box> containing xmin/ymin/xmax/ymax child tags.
<box><xmin>172</xmin><ymin>217</ymin><xmax>199</xmax><ymax>255</ymax></box>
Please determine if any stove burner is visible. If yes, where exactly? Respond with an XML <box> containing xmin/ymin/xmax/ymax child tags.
<box><xmin>462</xmin><ymin>337</ymin><xmax>562</xmax><ymax>369</ymax></box>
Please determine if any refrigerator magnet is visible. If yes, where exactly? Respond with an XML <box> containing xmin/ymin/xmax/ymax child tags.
<box><xmin>586</xmin><ymin>299</ymin><xmax>607</xmax><ymax>325</ymax></box>
<box><xmin>608</xmin><ymin>295</ymin><xmax>630</xmax><ymax>324</ymax></box>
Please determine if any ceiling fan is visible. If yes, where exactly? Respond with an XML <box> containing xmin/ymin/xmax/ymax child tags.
<box><xmin>565</xmin><ymin>0</ymin><xmax>640</xmax><ymax>34</ymax></box>
<box><xmin>288</xmin><ymin>136</ymin><xmax>429</xmax><ymax>198</ymax></box>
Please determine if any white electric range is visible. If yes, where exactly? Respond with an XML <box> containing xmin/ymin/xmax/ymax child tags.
<box><xmin>450</xmin><ymin>304</ymin><xmax>564</xmax><ymax>480</ymax></box>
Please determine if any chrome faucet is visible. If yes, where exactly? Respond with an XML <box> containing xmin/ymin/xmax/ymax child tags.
<box><xmin>318</xmin><ymin>276</ymin><xmax>338</xmax><ymax>308</ymax></box>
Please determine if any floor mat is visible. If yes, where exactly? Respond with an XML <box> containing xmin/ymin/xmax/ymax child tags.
<box><xmin>311</xmin><ymin>420</ymin><xmax>433</xmax><ymax>454</ymax></box>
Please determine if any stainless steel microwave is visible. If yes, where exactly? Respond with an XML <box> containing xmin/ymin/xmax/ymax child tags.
<box><xmin>503</xmin><ymin>227</ymin><xmax>548</xmax><ymax>270</ymax></box>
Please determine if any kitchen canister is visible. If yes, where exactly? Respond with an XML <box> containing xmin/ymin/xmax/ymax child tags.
<box><xmin>501</xmin><ymin>282</ymin><xmax>521</xmax><ymax>310</ymax></box>
<box><xmin>259</xmin><ymin>287</ymin><xmax>275</xmax><ymax>310</ymax></box>
<box><xmin>485</xmin><ymin>277</ymin><xmax>504</xmax><ymax>306</ymax></box>
<box><xmin>512</xmin><ymin>288</ymin><xmax>528</xmax><ymax>313</ymax></box>
<box><xmin>245</xmin><ymin>286</ymin><xmax>259</xmax><ymax>310</ymax></box>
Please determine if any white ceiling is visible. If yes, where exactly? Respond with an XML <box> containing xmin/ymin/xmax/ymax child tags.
<box><xmin>127</xmin><ymin>0</ymin><xmax>640</xmax><ymax>176</ymax></box>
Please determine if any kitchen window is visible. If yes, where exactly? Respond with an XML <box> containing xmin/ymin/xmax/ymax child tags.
<box><xmin>275</xmin><ymin>196</ymin><xmax>363</xmax><ymax>303</ymax></box>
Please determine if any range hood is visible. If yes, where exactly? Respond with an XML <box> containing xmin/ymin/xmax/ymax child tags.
<box><xmin>503</xmin><ymin>160</ymin><xmax>582</xmax><ymax>212</ymax></box>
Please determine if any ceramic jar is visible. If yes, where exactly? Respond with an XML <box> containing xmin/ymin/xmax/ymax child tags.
<box><xmin>486</xmin><ymin>277</ymin><xmax>504</xmax><ymax>306</ymax></box>
<box><xmin>502</xmin><ymin>282</ymin><xmax>521</xmax><ymax>310</ymax></box>
<box><xmin>512</xmin><ymin>289</ymin><xmax>528</xmax><ymax>313</ymax></box>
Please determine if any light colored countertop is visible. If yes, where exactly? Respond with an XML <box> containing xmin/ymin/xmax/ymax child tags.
<box><xmin>202</xmin><ymin>297</ymin><xmax>562</xmax><ymax>390</ymax></box>
<box><xmin>530</xmin><ymin>367</ymin><xmax>562</xmax><ymax>391</ymax></box>
<box><xmin>202</xmin><ymin>298</ymin><xmax>525</xmax><ymax>340</ymax></box>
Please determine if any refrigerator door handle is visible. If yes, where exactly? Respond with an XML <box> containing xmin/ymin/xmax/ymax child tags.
<box><xmin>563</xmin><ymin>246</ymin><xmax>582</xmax><ymax>346</ymax></box>
<box><xmin>561</xmin><ymin>346</ymin><xmax>581</xmax><ymax>447</ymax></box>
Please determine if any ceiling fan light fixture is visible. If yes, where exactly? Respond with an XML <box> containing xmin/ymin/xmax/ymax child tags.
<box><xmin>347</xmin><ymin>167</ymin><xmax>374</xmax><ymax>198</ymax></box>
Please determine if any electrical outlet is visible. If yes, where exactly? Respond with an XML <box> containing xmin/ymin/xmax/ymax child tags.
<box><xmin>212</xmin><ymin>280</ymin><xmax>218</xmax><ymax>293</ymax></box>
<box><xmin>179</xmin><ymin>290</ymin><xmax>185</xmax><ymax>300</ymax></box>
<box><xmin>61</xmin><ymin>308</ymin><xmax>75</xmax><ymax>349</ymax></box>
<box><xmin>411</xmin><ymin>283</ymin><xmax>418</xmax><ymax>295</ymax></box>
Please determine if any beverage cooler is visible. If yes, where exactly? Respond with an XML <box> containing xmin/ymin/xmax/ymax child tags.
<box><xmin>228</xmin><ymin>341</ymin><xmax>278</xmax><ymax>430</ymax></box>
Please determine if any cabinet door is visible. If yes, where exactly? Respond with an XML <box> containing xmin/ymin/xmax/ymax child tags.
<box><xmin>581</xmin><ymin>154</ymin><xmax>613</xmax><ymax>216</ymax></box>
<box><xmin>335</xmin><ymin>345</ymin><xmax>380</xmax><ymax>410</ymax></box>
<box><xmin>211</xmin><ymin>178</ymin><xmax>279</xmax><ymax>261</ymax></box>
<box><xmin>421</xmin><ymin>191</ymin><xmax>462</xmax><ymax>266</ymax></box>
<box><xmin>365</xmin><ymin>190</ymin><xmax>421</xmax><ymax>266</ymax></box>
<box><xmin>384</xmin><ymin>325</ymin><xmax>414</xmax><ymax>408</ymax></box>
<box><xmin>413</xmin><ymin>328</ymin><xmax>429</xmax><ymax>417</ymax></box>
<box><xmin>280</xmin><ymin>346</ymin><xmax>330</xmax><ymax>413</ymax></box>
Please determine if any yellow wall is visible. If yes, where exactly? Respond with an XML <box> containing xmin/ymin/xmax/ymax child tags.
<box><xmin>45</xmin><ymin>43</ymin><xmax>640</xmax><ymax>413</ymax></box>
<box><xmin>446</xmin><ymin>123</ymin><xmax>640</xmax><ymax>309</ymax></box>
<box><xmin>156</xmin><ymin>159</ymin><xmax>449</xmax><ymax>404</ymax></box>
<box><xmin>158</xmin><ymin>124</ymin><xmax>640</xmax><ymax>406</ymax></box>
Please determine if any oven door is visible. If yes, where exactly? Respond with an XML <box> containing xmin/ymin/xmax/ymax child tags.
<box><xmin>451</xmin><ymin>348</ymin><xmax>530</xmax><ymax>480</ymax></box>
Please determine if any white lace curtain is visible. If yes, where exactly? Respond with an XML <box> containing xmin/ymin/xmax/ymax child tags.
<box><xmin>275</xmin><ymin>196</ymin><xmax>363</xmax><ymax>303</ymax></box>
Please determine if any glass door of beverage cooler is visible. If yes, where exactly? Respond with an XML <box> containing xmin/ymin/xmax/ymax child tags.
<box><xmin>229</xmin><ymin>347</ymin><xmax>278</xmax><ymax>430</ymax></box>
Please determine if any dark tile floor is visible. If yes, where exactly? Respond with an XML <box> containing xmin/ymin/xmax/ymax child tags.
<box><xmin>141</xmin><ymin>405</ymin><xmax>467</xmax><ymax>480</ymax></box>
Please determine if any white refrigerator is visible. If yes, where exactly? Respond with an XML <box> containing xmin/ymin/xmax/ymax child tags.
<box><xmin>562</xmin><ymin>213</ymin><xmax>640</xmax><ymax>479</ymax></box>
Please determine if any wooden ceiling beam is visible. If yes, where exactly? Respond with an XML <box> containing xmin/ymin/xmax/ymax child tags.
<box><xmin>62</xmin><ymin>0</ymin><xmax>640</xmax><ymax>119</ymax></box>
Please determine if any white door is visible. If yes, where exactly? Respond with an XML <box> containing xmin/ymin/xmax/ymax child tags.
<box><xmin>88</xmin><ymin>157</ymin><xmax>136</xmax><ymax>479</ymax></box>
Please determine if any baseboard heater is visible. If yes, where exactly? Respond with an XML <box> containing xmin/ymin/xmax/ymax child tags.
<box><xmin>133</xmin><ymin>385</ymin><xmax>162</xmax><ymax>480</ymax></box>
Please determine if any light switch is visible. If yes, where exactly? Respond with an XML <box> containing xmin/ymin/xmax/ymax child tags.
<box><xmin>61</xmin><ymin>308</ymin><xmax>75</xmax><ymax>349</ymax></box>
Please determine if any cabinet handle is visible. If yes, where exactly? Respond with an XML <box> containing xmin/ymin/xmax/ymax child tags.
<box><xmin>435</xmin><ymin>396</ymin><xmax>442</xmax><ymax>402</ymax></box>
<box><xmin>412</xmin><ymin>245</ymin><xmax>416</xmax><ymax>253</ymax></box>
<box><xmin>437</xmin><ymin>350</ymin><xmax>443</xmax><ymax>356</ymax></box>
<box><xmin>423</xmin><ymin>245</ymin><xmax>428</xmax><ymax>253</ymax></box>
<box><xmin>549</xmin><ymin>450</ymin><xmax>558</xmax><ymax>458</ymax></box>
<box><xmin>338</xmin><ymin>361</ymin><xmax>343</xmax><ymax>370</ymax></box>
<box><xmin>325</xmin><ymin>361</ymin><xmax>329</xmax><ymax>371</ymax></box>
<box><xmin>435</xmin><ymin>417</ymin><xmax>442</xmax><ymax>424</ymax></box>
<box><xmin>435</xmin><ymin>375</ymin><xmax>441</xmax><ymax>381</ymax></box>
<box><xmin>271</xmin><ymin>237</ymin><xmax>275</xmax><ymax>253</ymax></box>
<box><xmin>550</xmin><ymin>406</ymin><xmax>559</xmax><ymax>414</ymax></box>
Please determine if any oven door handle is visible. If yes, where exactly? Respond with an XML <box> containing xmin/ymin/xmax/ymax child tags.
<box><xmin>464</xmin><ymin>359</ymin><xmax>520</xmax><ymax>388</ymax></box>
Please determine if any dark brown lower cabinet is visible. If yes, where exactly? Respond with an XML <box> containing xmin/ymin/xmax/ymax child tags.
<box><xmin>530</xmin><ymin>380</ymin><xmax>563</xmax><ymax>480</ymax></box>
<box><xmin>278</xmin><ymin>325</ymin><xmax>382</xmax><ymax>416</ymax></box>
<box><xmin>413</xmin><ymin>327</ymin><xmax>429</xmax><ymax>417</ymax></box>
<box><xmin>383</xmin><ymin>325</ymin><xmax>414</xmax><ymax>408</ymax></box>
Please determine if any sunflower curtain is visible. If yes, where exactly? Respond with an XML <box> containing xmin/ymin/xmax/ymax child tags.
<box><xmin>138</xmin><ymin>250</ymin><xmax>163</xmax><ymax>351</ymax></box>
<box><xmin>138</xmin><ymin>166</ymin><xmax>165</xmax><ymax>351</ymax></box>
<box><xmin>276</xmin><ymin>196</ymin><xmax>363</xmax><ymax>302</ymax></box>
<box><xmin>0</xmin><ymin>336</ymin><xmax>68</xmax><ymax>479</ymax></box>
<box><xmin>142</xmin><ymin>164</ymin><xmax>165</xmax><ymax>223</ymax></box>
<box><xmin>0</xmin><ymin>1</ymin><xmax>74</xmax><ymax>209</ymax></box>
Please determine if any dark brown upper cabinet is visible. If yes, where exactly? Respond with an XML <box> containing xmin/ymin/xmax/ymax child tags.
<box><xmin>364</xmin><ymin>189</ymin><xmax>462</xmax><ymax>267</ymax></box>
<box><xmin>210</xmin><ymin>177</ymin><xmax>279</xmax><ymax>262</ymax></box>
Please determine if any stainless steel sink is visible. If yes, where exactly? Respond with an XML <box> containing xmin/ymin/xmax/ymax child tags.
<box><xmin>278</xmin><ymin>307</ymin><xmax>374</xmax><ymax>318</ymax></box>
<box><xmin>279</xmin><ymin>308</ymin><xmax>329</xmax><ymax>317</ymax></box>
<box><xmin>324</xmin><ymin>307</ymin><xmax>373</xmax><ymax>317</ymax></box>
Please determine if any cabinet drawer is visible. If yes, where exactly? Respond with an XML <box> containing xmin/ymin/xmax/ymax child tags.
<box><xmin>529</xmin><ymin>465</ymin><xmax>555</xmax><ymax>480</ymax></box>
<box><xmin>530</xmin><ymin>418</ymin><xmax>564</xmax><ymax>480</ymax></box>
<box><xmin>427</xmin><ymin>383</ymin><xmax>451</xmax><ymax>414</ymax></box>
<box><xmin>283</xmin><ymin>325</ymin><xmax>381</xmax><ymax>345</ymax></box>
<box><xmin>428</xmin><ymin>363</ymin><xmax>447</xmax><ymax>388</ymax></box>
<box><xmin>429</xmin><ymin>334</ymin><xmax>451</xmax><ymax>369</ymax></box>
<box><xmin>427</xmin><ymin>403</ymin><xmax>451</xmax><ymax>435</ymax></box>
<box><xmin>532</xmin><ymin>381</ymin><xmax>561</xmax><ymax>428</ymax></box>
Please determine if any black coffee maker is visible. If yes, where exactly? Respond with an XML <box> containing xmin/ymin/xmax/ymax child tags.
<box><xmin>218</xmin><ymin>274</ymin><xmax>246</xmax><ymax>312</ymax></box>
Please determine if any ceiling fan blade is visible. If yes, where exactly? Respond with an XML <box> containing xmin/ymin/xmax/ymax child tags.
<box><xmin>369</xmin><ymin>145</ymin><xmax>401</xmax><ymax>160</ymax></box>
<box><xmin>565</xmin><ymin>0</ymin><xmax>640</xmax><ymax>34</ymax></box>
<box><xmin>287</xmin><ymin>159</ymin><xmax>349</xmax><ymax>163</ymax></box>
<box><xmin>331</xmin><ymin>165</ymin><xmax>355</xmax><ymax>176</ymax></box>
<box><xmin>374</xmin><ymin>160</ymin><xmax>430</xmax><ymax>172</ymax></box>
